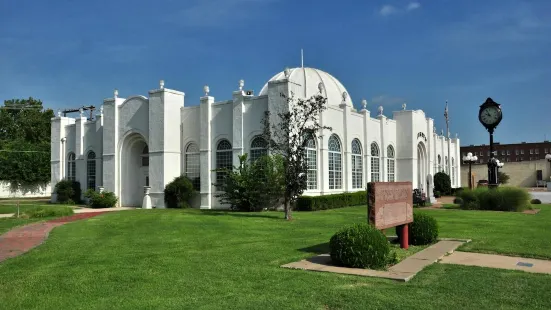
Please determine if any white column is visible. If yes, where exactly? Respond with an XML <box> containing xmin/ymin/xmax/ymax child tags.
<box><xmin>378</xmin><ymin>115</ymin><xmax>386</xmax><ymax>182</ymax></box>
<box><xmin>148</xmin><ymin>84</ymin><xmax>184</xmax><ymax>208</ymax></box>
<box><xmin>232</xmin><ymin>90</ymin><xmax>244</xmax><ymax>167</ymax></box>
<box><xmin>95</xmin><ymin>108</ymin><xmax>103</xmax><ymax>187</ymax></box>
<box><xmin>199</xmin><ymin>94</ymin><xmax>214</xmax><ymax>209</ymax></box>
<box><xmin>102</xmin><ymin>94</ymin><xmax>120</xmax><ymax>200</ymax></box>
<box><xmin>361</xmin><ymin>107</ymin><xmax>371</xmax><ymax>186</ymax></box>
<box><xmin>341</xmin><ymin>103</ymin><xmax>350</xmax><ymax>191</ymax></box>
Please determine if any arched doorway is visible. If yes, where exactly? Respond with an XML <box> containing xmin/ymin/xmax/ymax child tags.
<box><xmin>119</xmin><ymin>133</ymin><xmax>149</xmax><ymax>207</ymax></box>
<box><xmin>417</xmin><ymin>142</ymin><xmax>428</xmax><ymax>192</ymax></box>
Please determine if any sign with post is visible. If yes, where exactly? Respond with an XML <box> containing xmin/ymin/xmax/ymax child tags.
<box><xmin>367</xmin><ymin>181</ymin><xmax>413</xmax><ymax>249</ymax></box>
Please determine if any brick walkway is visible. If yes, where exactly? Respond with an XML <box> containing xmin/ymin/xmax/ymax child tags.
<box><xmin>0</xmin><ymin>212</ymin><xmax>107</xmax><ymax>263</ymax></box>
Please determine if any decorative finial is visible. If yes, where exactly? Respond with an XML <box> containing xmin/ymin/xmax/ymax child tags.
<box><xmin>433</xmin><ymin>126</ymin><xmax>436</xmax><ymax>134</ymax></box>
<box><xmin>456</xmin><ymin>133</ymin><xmax>458</xmax><ymax>139</ymax></box>
<box><xmin>204</xmin><ymin>85</ymin><xmax>210</xmax><ymax>96</ymax></box>
<box><xmin>239</xmin><ymin>79</ymin><xmax>244</xmax><ymax>91</ymax></box>
<box><xmin>114</xmin><ymin>89</ymin><xmax>118</xmax><ymax>98</ymax></box>
<box><xmin>57</xmin><ymin>110</ymin><xmax>61</xmax><ymax>117</ymax></box>
<box><xmin>318</xmin><ymin>82</ymin><xmax>324</xmax><ymax>94</ymax></box>
<box><xmin>402</xmin><ymin>102</ymin><xmax>407</xmax><ymax>110</ymax></box>
<box><xmin>159</xmin><ymin>79</ymin><xmax>165</xmax><ymax>89</ymax></box>
<box><xmin>441</xmin><ymin>129</ymin><xmax>444</xmax><ymax>136</ymax></box>
<box><xmin>342</xmin><ymin>91</ymin><xmax>348</xmax><ymax>103</ymax></box>
<box><xmin>361</xmin><ymin>99</ymin><xmax>367</xmax><ymax>110</ymax></box>
<box><xmin>378</xmin><ymin>105</ymin><xmax>383</xmax><ymax>116</ymax></box>
<box><xmin>301</xmin><ymin>49</ymin><xmax>304</xmax><ymax>68</ymax></box>
<box><xmin>100</xmin><ymin>105</ymin><xmax>104</xmax><ymax>114</ymax></box>
<box><xmin>79</xmin><ymin>107</ymin><xmax>84</xmax><ymax>117</ymax></box>
<box><xmin>284</xmin><ymin>67</ymin><xmax>290</xmax><ymax>78</ymax></box>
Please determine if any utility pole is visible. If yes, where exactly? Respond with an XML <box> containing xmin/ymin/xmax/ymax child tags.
<box><xmin>444</xmin><ymin>100</ymin><xmax>451</xmax><ymax>176</ymax></box>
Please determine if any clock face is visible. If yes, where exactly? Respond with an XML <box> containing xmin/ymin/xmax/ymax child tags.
<box><xmin>480</xmin><ymin>106</ymin><xmax>500</xmax><ymax>125</ymax></box>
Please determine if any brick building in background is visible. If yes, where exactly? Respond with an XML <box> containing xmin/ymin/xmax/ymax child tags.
<box><xmin>460</xmin><ymin>140</ymin><xmax>551</xmax><ymax>164</ymax></box>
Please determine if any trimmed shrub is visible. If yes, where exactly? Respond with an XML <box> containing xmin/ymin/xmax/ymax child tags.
<box><xmin>84</xmin><ymin>189</ymin><xmax>118</xmax><ymax>208</ymax></box>
<box><xmin>22</xmin><ymin>206</ymin><xmax>74</xmax><ymax>218</ymax></box>
<box><xmin>396</xmin><ymin>213</ymin><xmax>439</xmax><ymax>246</ymax></box>
<box><xmin>450</xmin><ymin>187</ymin><xmax>466</xmax><ymax>196</ymax></box>
<box><xmin>531</xmin><ymin>199</ymin><xmax>542</xmax><ymax>204</ymax></box>
<box><xmin>434</xmin><ymin>191</ymin><xmax>441</xmax><ymax>198</ymax></box>
<box><xmin>295</xmin><ymin>191</ymin><xmax>366</xmax><ymax>211</ymax></box>
<box><xmin>498</xmin><ymin>171</ymin><xmax>510</xmax><ymax>184</ymax></box>
<box><xmin>457</xmin><ymin>187</ymin><xmax>531</xmax><ymax>212</ymax></box>
<box><xmin>453</xmin><ymin>197</ymin><xmax>463</xmax><ymax>205</ymax></box>
<box><xmin>164</xmin><ymin>175</ymin><xmax>196</xmax><ymax>208</ymax></box>
<box><xmin>434</xmin><ymin>172</ymin><xmax>451</xmax><ymax>196</ymax></box>
<box><xmin>54</xmin><ymin>179</ymin><xmax>82</xmax><ymax>204</ymax></box>
<box><xmin>330</xmin><ymin>223</ymin><xmax>395</xmax><ymax>270</ymax></box>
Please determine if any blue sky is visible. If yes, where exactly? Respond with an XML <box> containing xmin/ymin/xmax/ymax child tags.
<box><xmin>1</xmin><ymin>0</ymin><xmax>550</xmax><ymax>146</ymax></box>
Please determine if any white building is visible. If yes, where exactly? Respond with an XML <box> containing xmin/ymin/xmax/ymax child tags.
<box><xmin>50</xmin><ymin>67</ymin><xmax>460</xmax><ymax>208</ymax></box>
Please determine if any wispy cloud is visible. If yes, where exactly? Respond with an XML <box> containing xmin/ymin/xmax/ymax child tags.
<box><xmin>379</xmin><ymin>2</ymin><xmax>421</xmax><ymax>17</ymax></box>
<box><xmin>167</xmin><ymin>0</ymin><xmax>279</xmax><ymax>27</ymax></box>
<box><xmin>370</xmin><ymin>95</ymin><xmax>406</xmax><ymax>106</ymax></box>
<box><xmin>406</xmin><ymin>2</ymin><xmax>421</xmax><ymax>11</ymax></box>
<box><xmin>379</xmin><ymin>5</ymin><xmax>397</xmax><ymax>17</ymax></box>
<box><xmin>433</xmin><ymin>2</ymin><xmax>551</xmax><ymax>60</ymax></box>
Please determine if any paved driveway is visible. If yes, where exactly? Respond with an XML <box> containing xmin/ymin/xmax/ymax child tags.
<box><xmin>531</xmin><ymin>192</ymin><xmax>551</xmax><ymax>203</ymax></box>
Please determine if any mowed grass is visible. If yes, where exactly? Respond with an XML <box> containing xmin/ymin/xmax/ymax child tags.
<box><xmin>0</xmin><ymin>198</ymin><xmax>77</xmax><ymax>214</ymax></box>
<box><xmin>0</xmin><ymin>206</ymin><xmax>550</xmax><ymax>309</ymax></box>
<box><xmin>416</xmin><ymin>204</ymin><xmax>551</xmax><ymax>259</ymax></box>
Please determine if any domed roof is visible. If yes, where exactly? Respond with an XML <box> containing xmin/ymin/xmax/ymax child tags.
<box><xmin>259</xmin><ymin>67</ymin><xmax>353</xmax><ymax>107</ymax></box>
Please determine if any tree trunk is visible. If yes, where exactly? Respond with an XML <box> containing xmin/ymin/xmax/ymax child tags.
<box><xmin>284</xmin><ymin>191</ymin><xmax>292</xmax><ymax>220</ymax></box>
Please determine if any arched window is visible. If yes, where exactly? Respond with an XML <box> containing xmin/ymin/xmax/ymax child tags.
<box><xmin>371</xmin><ymin>143</ymin><xmax>380</xmax><ymax>182</ymax></box>
<box><xmin>305</xmin><ymin>135</ymin><xmax>317</xmax><ymax>190</ymax></box>
<box><xmin>67</xmin><ymin>152</ymin><xmax>76</xmax><ymax>181</ymax></box>
<box><xmin>445</xmin><ymin>156</ymin><xmax>449</xmax><ymax>174</ymax></box>
<box><xmin>437</xmin><ymin>155</ymin><xmax>442</xmax><ymax>172</ymax></box>
<box><xmin>328</xmin><ymin>134</ymin><xmax>342</xmax><ymax>189</ymax></box>
<box><xmin>185</xmin><ymin>143</ymin><xmax>200</xmax><ymax>190</ymax></box>
<box><xmin>387</xmin><ymin>145</ymin><xmax>395</xmax><ymax>182</ymax></box>
<box><xmin>250</xmin><ymin>137</ymin><xmax>268</xmax><ymax>162</ymax></box>
<box><xmin>87</xmin><ymin>151</ymin><xmax>96</xmax><ymax>190</ymax></box>
<box><xmin>351</xmin><ymin>139</ymin><xmax>363</xmax><ymax>189</ymax></box>
<box><xmin>141</xmin><ymin>146</ymin><xmax>149</xmax><ymax>167</ymax></box>
<box><xmin>216</xmin><ymin>140</ymin><xmax>233</xmax><ymax>187</ymax></box>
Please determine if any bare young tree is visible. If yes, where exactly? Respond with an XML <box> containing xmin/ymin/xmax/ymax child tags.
<box><xmin>261</xmin><ymin>91</ymin><xmax>331</xmax><ymax>220</ymax></box>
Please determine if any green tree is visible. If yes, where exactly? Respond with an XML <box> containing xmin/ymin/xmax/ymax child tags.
<box><xmin>433</xmin><ymin>172</ymin><xmax>451</xmax><ymax>196</ymax></box>
<box><xmin>261</xmin><ymin>92</ymin><xmax>331</xmax><ymax>220</ymax></box>
<box><xmin>215</xmin><ymin>154</ymin><xmax>285</xmax><ymax>212</ymax></box>
<box><xmin>0</xmin><ymin>98</ymin><xmax>53</xmax><ymax>191</ymax></box>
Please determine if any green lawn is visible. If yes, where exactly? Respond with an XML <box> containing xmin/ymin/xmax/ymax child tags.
<box><xmin>0</xmin><ymin>198</ymin><xmax>79</xmax><ymax>214</ymax></box>
<box><xmin>417</xmin><ymin>205</ymin><xmax>551</xmax><ymax>259</ymax></box>
<box><xmin>0</xmin><ymin>206</ymin><xmax>550</xmax><ymax>309</ymax></box>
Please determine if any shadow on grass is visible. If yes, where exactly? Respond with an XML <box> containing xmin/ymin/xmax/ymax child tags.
<box><xmin>198</xmin><ymin>210</ymin><xmax>283</xmax><ymax>220</ymax></box>
<box><xmin>299</xmin><ymin>243</ymin><xmax>330</xmax><ymax>254</ymax></box>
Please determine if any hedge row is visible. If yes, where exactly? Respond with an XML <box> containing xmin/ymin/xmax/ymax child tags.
<box><xmin>295</xmin><ymin>191</ymin><xmax>366</xmax><ymax>211</ymax></box>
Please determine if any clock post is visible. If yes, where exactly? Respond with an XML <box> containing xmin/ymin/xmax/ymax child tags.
<box><xmin>478</xmin><ymin>98</ymin><xmax>503</xmax><ymax>189</ymax></box>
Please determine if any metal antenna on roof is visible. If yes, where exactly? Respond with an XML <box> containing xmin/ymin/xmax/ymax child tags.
<box><xmin>301</xmin><ymin>49</ymin><xmax>304</xmax><ymax>68</ymax></box>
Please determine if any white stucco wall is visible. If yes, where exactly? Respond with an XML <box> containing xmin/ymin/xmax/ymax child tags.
<box><xmin>0</xmin><ymin>182</ymin><xmax>51</xmax><ymax>198</ymax></box>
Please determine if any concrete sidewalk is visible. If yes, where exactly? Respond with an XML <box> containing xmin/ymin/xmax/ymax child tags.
<box><xmin>440</xmin><ymin>251</ymin><xmax>551</xmax><ymax>274</ymax></box>
<box><xmin>281</xmin><ymin>239</ymin><xmax>469</xmax><ymax>282</ymax></box>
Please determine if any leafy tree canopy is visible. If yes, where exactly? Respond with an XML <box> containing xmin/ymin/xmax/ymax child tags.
<box><xmin>0</xmin><ymin>97</ymin><xmax>53</xmax><ymax>190</ymax></box>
